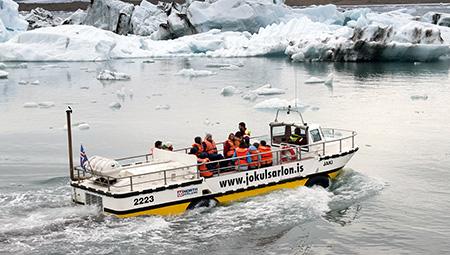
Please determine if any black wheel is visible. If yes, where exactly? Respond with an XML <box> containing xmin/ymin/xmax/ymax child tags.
<box><xmin>305</xmin><ymin>175</ymin><xmax>330</xmax><ymax>188</ymax></box>
<box><xmin>187</xmin><ymin>199</ymin><xmax>218</xmax><ymax>210</ymax></box>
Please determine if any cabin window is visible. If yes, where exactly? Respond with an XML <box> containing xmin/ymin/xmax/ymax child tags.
<box><xmin>310</xmin><ymin>129</ymin><xmax>322</xmax><ymax>142</ymax></box>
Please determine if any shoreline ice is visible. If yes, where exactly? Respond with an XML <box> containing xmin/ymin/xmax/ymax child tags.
<box><xmin>0</xmin><ymin>1</ymin><xmax>449</xmax><ymax>62</ymax></box>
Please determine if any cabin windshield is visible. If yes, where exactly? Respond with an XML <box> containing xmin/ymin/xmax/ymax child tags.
<box><xmin>270</xmin><ymin>123</ymin><xmax>308</xmax><ymax>146</ymax></box>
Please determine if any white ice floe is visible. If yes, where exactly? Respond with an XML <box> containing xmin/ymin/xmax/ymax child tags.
<box><xmin>25</xmin><ymin>7</ymin><xmax>62</xmax><ymax>30</ymax></box>
<box><xmin>305</xmin><ymin>77</ymin><xmax>325</xmax><ymax>84</ymax></box>
<box><xmin>0</xmin><ymin>70</ymin><xmax>8</xmax><ymax>78</ymax></box>
<box><xmin>176</xmin><ymin>68</ymin><xmax>216</xmax><ymax>77</ymax></box>
<box><xmin>142</xmin><ymin>59</ymin><xmax>155</xmax><ymax>63</ymax></box>
<box><xmin>80</xmin><ymin>86</ymin><xmax>89</xmax><ymax>89</ymax></box>
<box><xmin>155</xmin><ymin>104</ymin><xmax>170</xmax><ymax>110</ymax></box>
<box><xmin>410</xmin><ymin>95</ymin><xmax>429</xmax><ymax>100</ymax></box>
<box><xmin>254</xmin><ymin>98</ymin><xmax>304</xmax><ymax>109</ymax></box>
<box><xmin>242</xmin><ymin>92</ymin><xmax>258</xmax><ymax>101</ymax></box>
<box><xmin>219</xmin><ymin>64</ymin><xmax>240</xmax><ymax>70</ymax></box>
<box><xmin>18</xmin><ymin>80</ymin><xmax>28</xmax><ymax>85</ymax></box>
<box><xmin>23</xmin><ymin>102</ymin><xmax>38</xmax><ymax>108</ymax></box>
<box><xmin>220</xmin><ymin>86</ymin><xmax>240</xmax><ymax>96</ymax></box>
<box><xmin>30</xmin><ymin>80</ymin><xmax>40</xmax><ymax>85</ymax></box>
<box><xmin>251</xmin><ymin>84</ymin><xmax>285</xmax><ymax>95</ymax></box>
<box><xmin>38</xmin><ymin>101</ymin><xmax>55</xmax><ymax>108</ymax></box>
<box><xmin>97</xmin><ymin>70</ymin><xmax>131</xmax><ymax>81</ymax></box>
<box><xmin>0</xmin><ymin>0</ymin><xmax>28</xmax><ymax>42</ymax></box>
<box><xmin>0</xmin><ymin>63</ymin><xmax>5</xmax><ymax>69</ymax></box>
<box><xmin>109</xmin><ymin>102</ymin><xmax>122</xmax><ymax>109</ymax></box>
<box><xmin>78</xmin><ymin>123</ymin><xmax>90</xmax><ymax>130</ymax></box>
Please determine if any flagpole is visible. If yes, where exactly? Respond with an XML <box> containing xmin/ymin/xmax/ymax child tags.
<box><xmin>66</xmin><ymin>107</ymin><xmax>75</xmax><ymax>181</ymax></box>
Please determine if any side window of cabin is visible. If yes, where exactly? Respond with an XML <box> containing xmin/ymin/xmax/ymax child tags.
<box><xmin>271</xmin><ymin>126</ymin><xmax>286</xmax><ymax>144</ymax></box>
<box><xmin>310</xmin><ymin>129</ymin><xmax>322</xmax><ymax>143</ymax></box>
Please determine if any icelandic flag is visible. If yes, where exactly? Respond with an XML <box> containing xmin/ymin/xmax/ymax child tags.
<box><xmin>80</xmin><ymin>145</ymin><xmax>89</xmax><ymax>170</ymax></box>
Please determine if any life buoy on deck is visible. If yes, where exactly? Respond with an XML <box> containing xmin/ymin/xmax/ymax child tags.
<box><xmin>281</xmin><ymin>146</ymin><xmax>296</xmax><ymax>162</ymax></box>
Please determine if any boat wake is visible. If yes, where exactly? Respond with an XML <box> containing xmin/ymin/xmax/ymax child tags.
<box><xmin>0</xmin><ymin>169</ymin><xmax>383</xmax><ymax>254</ymax></box>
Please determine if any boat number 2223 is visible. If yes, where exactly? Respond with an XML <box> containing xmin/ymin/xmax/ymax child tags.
<box><xmin>133</xmin><ymin>195</ymin><xmax>154</xmax><ymax>206</ymax></box>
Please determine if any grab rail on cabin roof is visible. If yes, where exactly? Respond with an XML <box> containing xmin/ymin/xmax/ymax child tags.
<box><xmin>73</xmin><ymin>129</ymin><xmax>357</xmax><ymax>192</ymax></box>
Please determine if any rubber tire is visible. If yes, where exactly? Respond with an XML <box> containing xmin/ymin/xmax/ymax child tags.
<box><xmin>305</xmin><ymin>175</ymin><xmax>330</xmax><ymax>188</ymax></box>
<box><xmin>187</xmin><ymin>199</ymin><xmax>218</xmax><ymax>210</ymax></box>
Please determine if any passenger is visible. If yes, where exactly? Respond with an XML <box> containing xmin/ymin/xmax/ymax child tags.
<box><xmin>202</xmin><ymin>134</ymin><xmax>227</xmax><ymax>169</ymax></box>
<box><xmin>258</xmin><ymin>140</ymin><xmax>273</xmax><ymax>167</ymax></box>
<box><xmin>189</xmin><ymin>148</ymin><xmax>213</xmax><ymax>178</ymax></box>
<box><xmin>248</xmin><ymin>145</ymin><xmax>261</xmax><ymax>170</ymax></box>
<box><xmin>162</xmin><ymin>142</ymin><xmax>173</xmax><ymax>151</ymax></box>
<box><xmin>239</xmin><ymin>122</ymin><xmax>251</xmax><ymax>147</ymax></box>
<box><xmin>154</xmin><ymin>140</ymin><xmax>163</xmax><ymax>149</ymax></box>
<box><xmin>234</xmin><ymin>131</ymin><xmax>243</xmax><ymax>147</ymax></box>
<box><xmin>202</xmin><ymin>133</ymin><xmax>218</xmax><ymax>154</ymax></box>
<box><xmin>253</xmin><ymin>142</ymin><xmax>260</xmax><ymax>149</ymax></box>
<box><xmin>223</xmin><ymin>133</ymin><xmax>236</xmax><ymax>158</ymax></box>
<box><xmin>289</xmin><ymin>127</ymin><xmax>303</xmax><ymax>145</ymax></box>
<box><xmin>233</xmin><ymin>141</ymin><xmax>251</xmax><ymax>171</ymax></box>
<box><xmin>150</xmin><ymin>140</ymin><xmax>163</xmax><ymax>154</ymax></box>
<box><xmin>192</xmin><ymin>136</ymin><xmax>204</xmax><ymax>156</ymax></box>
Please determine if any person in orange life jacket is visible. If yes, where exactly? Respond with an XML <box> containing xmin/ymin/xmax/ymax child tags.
<box><xmin>202</xmin><ymin>133</ymin><xmax>227</xmax><ymax>169</ymax></box>
<box><xmin>248</xmin><ymin>145</ymin><xmax>261</xmax><ymax>170</ymax></box>
<box><xmin>191</xmin><ymin>136</ymin><xmax>204</xmax><ymax>156</ymax></box>
<box><xmin>223</xmin><ymin>133</ymin><xmax>236</xmax><ymax>159</ymax></box>
<box><xmin>258</xmin><ymin>140</ymin><xmax>273</xmax><ymax>167</ymax></box>
<box><xmin>234</xmin><ymin>131</ymin><xmax>243</xmax><ymax>147</ymax></box>
<box><xmin>233</xmin><ymin>141</ymin><xmax>252</xmax><ymax>171</ymax></box>
<box><xmin>189</xmin><ymin>147</ymin><xmax>213</xmax><ymax>178</ymax></box>
<box><xmin>238</xmin><ymin>122</ymin><xmax>251</xmax><ymax>146</ymax></box>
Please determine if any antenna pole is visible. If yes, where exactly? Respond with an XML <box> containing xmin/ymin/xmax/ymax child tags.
<box><xmin>66</xmin><ymin>107</ymin><xmax>75</xmax><ymax>181</ymax></box>
<box><xmin>294</xmin><ymin>66</ymin><xmax>298</xmax><ymax>109</ymax></box>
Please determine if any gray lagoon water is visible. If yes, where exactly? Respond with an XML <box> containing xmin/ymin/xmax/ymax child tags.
<box><xmin>0</xmin><ymin>57</ymin><xmax>450</xmax><ymax>254</ymax></box>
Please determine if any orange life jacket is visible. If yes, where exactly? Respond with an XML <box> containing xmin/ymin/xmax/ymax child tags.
<box><xmin>235</xmin><ymin>147</ymin><xmax>249</xmax><ymax>166</ymax></box>
<box><xmin>197</xmin><ymin>158</ymin><xmax>213</xmax><ymax>177</ymax></box>
<box><xmin>249</xmin><ymin>149</ymin><xmax>260</xmax><ymax>168</ymax></box>
<box><xmin>203</xmin><ymin>140</ymin><xmax>218</xmax><ymax>154</ymax></box>
<box><xmin>192</xmin><ymin>143</ymin><xmax>203</xmax><ymax>156</ymax></box>
<box><xmin>225</xmin><ymin>139</ymin><xmax>236</xmax><ymax>157</ymax></box>
<box><xmin>258</xmin><ymin>145</ymin><xmax>273</xmax><ymax>165</ymax></box>
<box><xmin>234</xmin><ymin>138</ymin><xmax>241</xmax><ymax>147</ymax></box>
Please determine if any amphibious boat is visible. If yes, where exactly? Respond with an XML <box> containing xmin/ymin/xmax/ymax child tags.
<box><xmin>66</xmin><ymin>107</ymin><xmax>358</xmax><ymax>218</ymax></box>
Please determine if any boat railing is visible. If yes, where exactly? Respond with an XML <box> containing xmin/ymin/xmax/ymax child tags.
<box><xmin>72</xmin><ymin>130</ymin><xmax>357</xmax><ymax>192</ymax></box>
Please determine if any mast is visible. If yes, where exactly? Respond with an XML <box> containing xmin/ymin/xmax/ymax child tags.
<box><xmin>66</xmin><ymin>106</ymin><xmax>75</xmax><ymax>181</ymax></box>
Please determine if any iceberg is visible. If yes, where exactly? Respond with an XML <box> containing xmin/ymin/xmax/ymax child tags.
<box><xmin>25</xmin><ymin>7</ymin><xmax>62</xmax><ymax>30</ymax></box>
<box><xmin>0</xmin><ymin>3</ymin><xmax>449</xmax><ymax>62</ymax></box>
<box><xmin>0</xmin><ymin>0</ymin><xmax>28</xmax><ymax>42</ymax></box>
<box><xmin>83</xmin><ymin>0</ymin><xmax>134</xmax><ymax>35</ymax></box>
<box><xmin>130</xmin><ymin>0</ymin><xmax>167</xmax><ymax>36</ymax></box>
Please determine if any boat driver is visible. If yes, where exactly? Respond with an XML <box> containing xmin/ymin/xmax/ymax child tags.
<box><xmin>289</xmin><ymin>127</ymin><xmax>303</xmax><ymax>145</ymax></box>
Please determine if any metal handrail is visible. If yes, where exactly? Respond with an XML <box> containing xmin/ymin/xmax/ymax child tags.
<box><xmin>74</xmin><ymin>131</ymin><xmax>357</xmax><ymax>192</ymax></box>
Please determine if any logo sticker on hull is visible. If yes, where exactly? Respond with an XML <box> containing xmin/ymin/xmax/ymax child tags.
<box><xmin>177</xmin><ymin>187</ymin><xmax>198</xmax><ymax>197</ymax></box>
